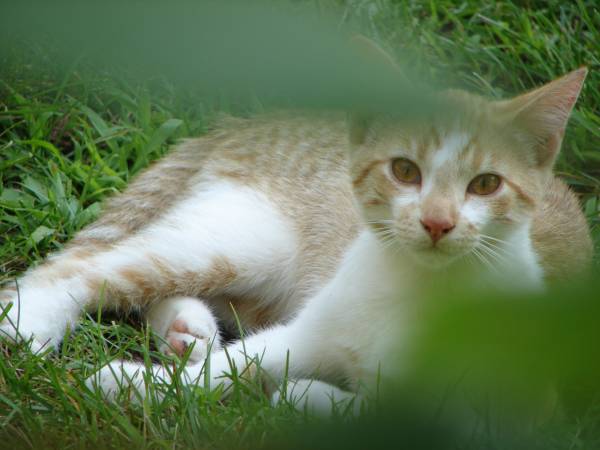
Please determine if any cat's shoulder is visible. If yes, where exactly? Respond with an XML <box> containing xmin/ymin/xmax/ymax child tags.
<box><xmin>531</xmin><ymin>177</ymin><xmax>593</xmax><ymax>281</ymax></box>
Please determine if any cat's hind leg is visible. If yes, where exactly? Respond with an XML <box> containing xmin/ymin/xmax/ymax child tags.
<box><xmin>146</xmin><ymin>296</ymin><xmax>222</xmax><ymax>363</ymax></box>
<box><xmin>1</xmin><ymin>182</ymin><xmax>297</xmax><ymax>351</ymax></box>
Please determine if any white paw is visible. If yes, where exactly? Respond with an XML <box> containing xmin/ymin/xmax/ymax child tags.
<box><xmin>86</xmin><ymin>361</ymin><xmax>168</xmax><ymax>400</ymax></box>
<box><xmin>159</xmin><ymin>315</ymin><xmax>221</xmax><ymax>363</ymax></box>
<box><xmin>86</xmin><ymin>360</ymin><xmax>216</xmax><ymax>401</ymax></box>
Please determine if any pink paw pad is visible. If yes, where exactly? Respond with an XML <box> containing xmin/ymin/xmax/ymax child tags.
<box><xmin>167</xmin><ymin>335</ymin><xmax>188</xmax><ymax>355</ymax></box>
<box><xmin>171</xmin><ymin>318</ymin><xmax>190</xmax><ymax>334</ymax></box>
<box><xmin>164</xmin><ymin>318</ymin><xmax>209</xmax><ymax>358</ymax></box>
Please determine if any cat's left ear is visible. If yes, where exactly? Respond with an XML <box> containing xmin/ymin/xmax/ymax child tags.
<box><xmin>497</xmin><ymin>67</ymin><xmax>587</xmax><ymax>169</ymax></box>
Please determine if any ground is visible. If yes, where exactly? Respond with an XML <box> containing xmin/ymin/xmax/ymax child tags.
<box><xmin>0</xmin><ymin>1</ymin><xmax>599</xmax><ymax>449</ymax></box>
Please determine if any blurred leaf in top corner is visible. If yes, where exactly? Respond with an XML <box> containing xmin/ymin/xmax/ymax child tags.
<box><xmin>0</xmin><ymin>0</ymin><xmax>438</xmax><ymax>117</ymax></box>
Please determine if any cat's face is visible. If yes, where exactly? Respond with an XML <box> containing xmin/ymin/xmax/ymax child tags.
<box><xmin>351</xmin><ymin>119</ymin><xmax>538</xmax><ymax>268</ymax></box>
<box><xmin>350</xmin><ymin>69</ymin><xmax>585</xmax><ymax>269</ymax></box>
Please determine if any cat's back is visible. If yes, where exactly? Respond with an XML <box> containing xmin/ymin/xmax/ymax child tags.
<box><xmin>531</xmin><ymin>177</ymin><xmax>593</xmax><ymax>281</ymax></box>
<box><xmin>197</xmin><ymin>112</ymin><xmax>351</xmax><ymax>190</ymax></box>
<box><xmin>80</xmin><ymin>112</ymin><xmax>362</xmax><ymax>295</ymax></box>
<box><xmin>198</xmin><ymin>113</ymin><xmax>362</xmax><ymax>290</ymax></box>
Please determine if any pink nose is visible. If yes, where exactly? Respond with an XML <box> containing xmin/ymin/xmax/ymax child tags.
<box><xmin>420</xmin><ymin>218</ymin><xmax>455</xmax><ymax>243</ymax></box>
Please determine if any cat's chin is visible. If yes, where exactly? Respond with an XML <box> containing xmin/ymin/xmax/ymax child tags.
<box><xmin>408</xmin><ymin>247</ymin><xmax>464</xmax><ymax>270</ymax></box>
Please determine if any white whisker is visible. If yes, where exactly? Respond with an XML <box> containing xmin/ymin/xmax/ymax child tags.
<box><xmin>366</xmin><ymin>219</ymin><xmax>395</xmax><ymax>225</ymax></box>
<box><xmin>479</xmin><ymin>237</ymin><xmax>514</xmax><ymax>260</ymax></box>
<box><xmin>479</xmin><ymin>234</ymin><xmax>512</xmax><ymax>246</ymax></box>
<box><xmin>481</xmin><ymin>240</ymin><xmax>511</xmax><ymax>257</ymax></box>
<box><xmin>478</xmin><ymin>242</ymin><xmax>507</xmax><ymax>266</ymax></box>
<box><xmin>471</xmin><ymin>246</ymin><xmax>498</xmax><ymax>274</ymax></box>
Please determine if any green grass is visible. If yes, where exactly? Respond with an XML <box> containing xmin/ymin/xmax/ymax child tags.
<box><xmin>0</xmin><ymin>1</ymin><xmax>599</xmax><ymax>449</ymax></box>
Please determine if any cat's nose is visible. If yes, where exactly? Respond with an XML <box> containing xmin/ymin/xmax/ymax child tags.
<box><xmin>420</xmin><ymin>218</ymin><xmax>455</xmax><ymax>244</ymax></box>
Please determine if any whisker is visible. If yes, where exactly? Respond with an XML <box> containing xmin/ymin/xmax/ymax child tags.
<box><xmin>480</xmin><ymin>237</ymin><xmax>506</xmax><ymax>249</ymax></box>
<box><xmin>483</xmin><ymin>243</ymin><xmax>511</xmax><ymax>258</ymax></box>
<box><xmin>381</xmin><ymin>234</ymin><xmax>398</xmax><ymax>250</ymax></box>
<box><xmin>479</xmin><ymin>234</ymin><xmax>512</xmax><ymax>246</ymax></box>
<box><xmin>373</xmin><ymin>231</ymin><xmax>396</xmax><ymax>242</ymax></box>
<box><xmin>471</xmin><ymin>247</ymin><xmax>498</xmax><ymax>274</ymax></box>
<box><xmin>366</xmin><ymin>219</ymin><xmax>395</xmax><ymax>225</ymax></box>
<box><xmin>372</xmin><ymin>225</ymin><xmax>396</xmax><ymax>237</ymax></box>
<box><xmin>479</xmin><ymin>238</ymin><xmax>512</xmax><ymax>257</ymax></box>
<box><xmin>461</xmin><ymin>251</ymin><xmax>478</xmax><ymax>270</ymax></box>
<box><xmin>375</xmin><ymin>231</ymin><xmax>394</xmax><ymax>242</ymax></box>
<box><xmin>478</xmin><ymin>242</ymin><xmax>507</xmax><ymax>266</ymax></box>
<box><xmin>373</xmin><ymin>226</ymin><xmax>395</xmax><ymax>234</ymax></box>
<box><xmin>372</xmin><ymin>227</ymin><xmax>397</xmax><ymax>248</ymax></box>
<box><xmin>479</xmin><ymin>234</ymin><xmax>513</xmax><ymax>249</ymax></box>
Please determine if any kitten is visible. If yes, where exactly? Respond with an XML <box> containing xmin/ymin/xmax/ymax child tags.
<box><xmin>0</xmin><ymin>61</ymin><xmax>591</xmax><ymax>409</ymax></box>
<box><xmin>81</xmin><ymin>68</ymin><xmax>590</xmax><ymax>409</ymax></box>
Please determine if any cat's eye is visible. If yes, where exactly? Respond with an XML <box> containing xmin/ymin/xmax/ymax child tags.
<box><xmin>391</xmin><ymin>158</ymin><xmax>421</xmax><ymax>185</ymax></box>
<box><xmin>468</xmin><ymin>173</ymin><xmax>502</xmax><ymax>196</ymax></box>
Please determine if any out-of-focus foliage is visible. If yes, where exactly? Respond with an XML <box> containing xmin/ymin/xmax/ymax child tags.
<box><xmin>0</xmin><ymin>1</ymin><xmax>431</xmax><ymax>114</ymax></box>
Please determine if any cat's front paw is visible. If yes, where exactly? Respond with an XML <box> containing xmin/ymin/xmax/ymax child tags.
<box><xmin>87</xmin><ymin>361</ymin><xmax>169</xmax><ymax>400</ymax></box>
<box><xmin>159</xmin><ymin>315</ymin><xmax>222</xmax><ymax>364</ymax></box>
<box><xmin>87</xmin><ymin>361</ymin><xmax>214</xmax><ymax>401</ymax></box>
<box><xmin>87</xmin><ymin>356</ymin><xmax>239</xmax><ymax>401</ymax></box>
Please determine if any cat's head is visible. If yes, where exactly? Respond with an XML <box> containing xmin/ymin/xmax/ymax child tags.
<box><xmin>349</xmin><ymin>68</ymin><xmax>586</xmax><ymax>268</ymax></box>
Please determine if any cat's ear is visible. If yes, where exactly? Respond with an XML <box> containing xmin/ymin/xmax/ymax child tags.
<box><xmin>347</xmin><ymin>36</ymin><xmax>406</xmax><ymax>147</ymax></box>
<box><xmin>349</xmin><ymin>35</ymin><xmax>406</xmax><ymax>80</ymax></box>
<box><xmin>497</xmin><ymin>67</ymin><xmax>587</xmax><ymax>169</ymax></box>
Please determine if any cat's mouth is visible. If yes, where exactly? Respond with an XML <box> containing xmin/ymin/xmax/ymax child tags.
<box><xmin>375</xmin><ymin>225</ymin><xmax>470</xmax><ymax>269</ymax></box>
<box><xmin>408</xmin><ymin>239</ymin><xmax>474</xmax><ymax>269</ymax></box>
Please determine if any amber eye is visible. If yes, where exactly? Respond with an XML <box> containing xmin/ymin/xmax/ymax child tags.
<box><xmin>391</xmin><ymin>158</ymin><xmax>421</xmax><ymax>185</ymax></box>
<box><xmin>468</xmin><ymin>173</ymin><xmax>502</xmax><ymax>196</ymax></box>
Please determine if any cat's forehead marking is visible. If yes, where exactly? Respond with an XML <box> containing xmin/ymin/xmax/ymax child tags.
<box><xmin>430</xmin><ymin>132</ymin><xmax>473</xmax><ymax>172</ymax></box>
<box><xmin>419</xmin><ymin>131</ymin><xmax>475</xmax><ymax>196</ymax></box>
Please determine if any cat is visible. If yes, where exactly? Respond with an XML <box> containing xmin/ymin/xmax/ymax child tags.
<box><xmin>87</xmin><ymin>68</ymin><xmax>592</xmax><ymax>409</ymax></box>
<box><xmin>0</xmin><ymin>57</ymin><xmax>592</xmax><ymax>410</ymax></box>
